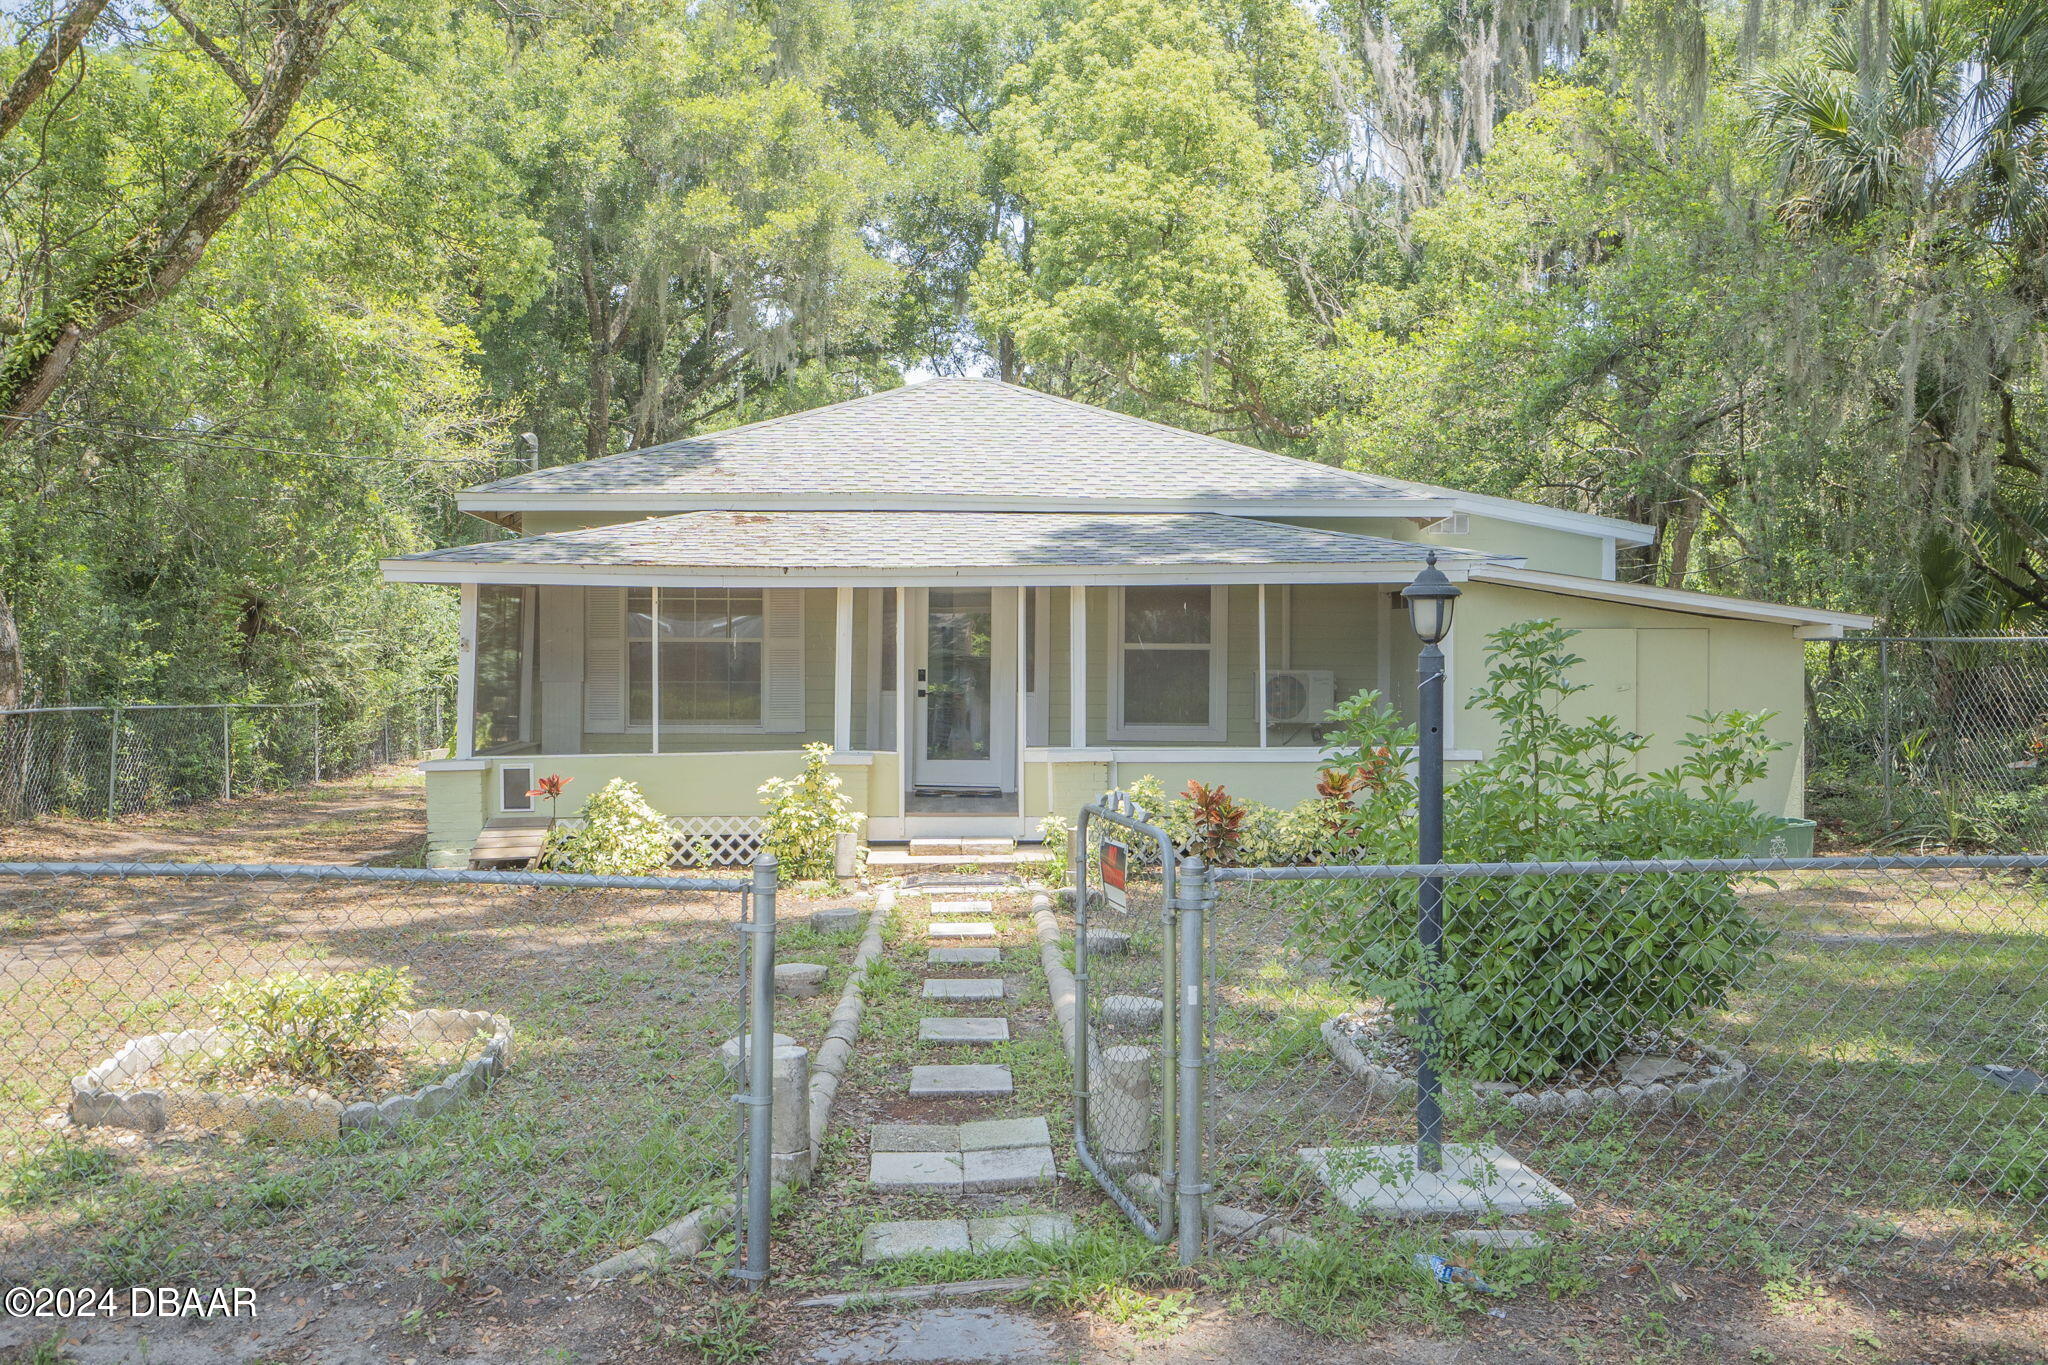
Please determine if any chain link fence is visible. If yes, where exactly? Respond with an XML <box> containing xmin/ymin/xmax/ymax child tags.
<box><xmin>0</xmin><ymin>689</ymin><xmax>449</xmax><ymax>825</ymax></box>
<box><xmin>1807</xmin><ymin>636</ymin><xmax>2048</xmax><ymax>850</ymax></box>
<box><xmin>1185</xmin><ymin>854</ymin><xmax>2048</xmax><ymax>1274</ymax></box>
<box><xmin>0</xmin><ymin>860</ymin><xmax>790</xmax><ymax>1287</ymax></box>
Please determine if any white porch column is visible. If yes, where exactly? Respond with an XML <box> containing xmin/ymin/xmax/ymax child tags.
<box><xmin>456</xmin><ymin>582</ymin><xmax>478</xmax><ymax>759</ymax></box>
<box><xmin>1069</xmin><ymin>585</ymin><xmax>1087</xmax><ymax>748</ymax></box>
<box><xmin>1015</xmin><ymin>587</ymin><xmax>1028</xmax><ymax>800</ymax></box>
<box><xmin>649</xmin><ymin>586</ymin><xmax>661</xmax><ymax>755</ymax></box>
<box><xmin>1257</xmin><ymin>583</ymin><xmax>1269</xmax><ymax>747</ymax></box>
<box><xmin>833</xmin><ymin>586</ymin><xmax>854</xmax><ymax>753</ymax></box>
<box><xmin>894</xmin><ymin>587</ymin><xmax>910</xmax><ymax>802</ymax></box>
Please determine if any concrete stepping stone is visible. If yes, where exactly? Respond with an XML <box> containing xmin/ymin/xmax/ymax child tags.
<box><xmin>909</xmin><ymin>1064</ymin><xmax>1013</xmax><ymax>1098</ymax></box>
<box><xmin>970</xmin><ymin>1213</ymin><xmax>1075</xmax><ymax>1252</ymax></box>
<box><xmin>929</xmin><ymin>922</ymin><xmax>997</xmax><ymax>939</ymax></box>
<box><xmin>964</xmin><ymin>1145</ymin><xmax>1057</xmax><ymax>1192</ymax></box>
<box><xmin>920</xmin><ymin>1017</ymin><xmax>1009</xmax><ymax>1044</ymax></box>
<box><xmin>869</xmin><ymin>1150</ymin><xmax>963</xmax><ymax>1193</ymax></box>
<box><xmin>929</xmin><ymin>946</ymin><xmax>1001</xmax><ymax>966</ymax></box>
<box><xmin>960</xmin><ymin>1116</ymin><xmax>1050</xmax><ymax>1151</ymax></box>
<box><xmin>871</xmin><ymin>1122</ymin><xmax>958</xmax><ymax>1153</ymax></box>
<box><xmin>809</xmin><ymin>907</ymin><xmax>863</xmax><ymax>933</ymax></box>
<box><xmin>930</xmin><ymin>899</ymin><xmax>996</xmax><ymax>917</ymax></box>
<box><xmin>860</xmin><ymin>1214</ymin><xmax>1075</xmax><ymax>1263</ymax></box>
<box><xmin>1082</xmin><ymin>930</ymin><xmax>1131</xmax><ymax>956</ymax></box>
<box><xmin>861</xmin><ymin>1218</ymin><xmax>972</xmax><ymax>1263</ymax></box>
<box><xmin>923</xmin><ymin>977</ymin><xmax>1004</xmax><ymax>1001</ymax></box>
<box><xmin>1102</xmin><ymin>994</ymin><xmax>1164</xmax><ymax>1032</ymax></box>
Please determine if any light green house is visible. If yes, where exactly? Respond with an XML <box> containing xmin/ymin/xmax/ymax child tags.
<box><xmin>381</xmin><ymin>379</ymin><xmax>1873</xmax><ymax>867</ymax></box>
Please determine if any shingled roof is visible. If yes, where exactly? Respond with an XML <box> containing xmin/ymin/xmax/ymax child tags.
<box><xmin>462</xmin><ymin>378</ymin><xmax>1418</xmax><ymax>506</ymax></box>
<box><xmin>384</xmin><ymin>511</ymin><xmax>1518</xmax><ymax>583</ymax></box>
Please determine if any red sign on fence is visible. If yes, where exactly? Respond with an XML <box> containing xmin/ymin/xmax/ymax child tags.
<box><xmin>1101</xmin><ymin>840</ymin><xmax>1128</xmax><ymax>912</ymax></box>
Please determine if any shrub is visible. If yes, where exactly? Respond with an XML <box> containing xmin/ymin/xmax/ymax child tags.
<box><xmin>758</xmin><ymin>742</ymin><xmax>863</xmax><ymax>882</ymax></box>
<box><xmin>212</xmin><ymin>967</ymin><xmax>413</xmax><ymax>1084</ymax></box>
<box><xmin>540</xmin><ymin>777</ymin><xmax>674</xmax><ymax>875</ymax></box>
<box><xmin>1037</xmin><ymin>814</ymin><xmax>1074</xmax><ymax>873</ymax></box>
<box><xmin>1296</xmin><ymin>619</ymin><xmax>1781</xmax><ymax>1084</ymax></box>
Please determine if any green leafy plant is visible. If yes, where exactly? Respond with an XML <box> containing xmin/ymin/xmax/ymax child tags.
<box><xmin>539</xmin><ymin>777</ymin><xmax>674</xmax><ymax>875</ymax></box>
<box><xmin>211</xmin><ymin>967</ymin><xmax>413</xmax><ymax>1085</ymax></box>
<box><xmin>1180</xmin><ymin>779</ymin><xmax>1247</xmax><ymax>865</ymax></box>
<box><xmin>1037</xmin><ymin>813</ymin><xmax>1074</xmax><ymax>873</ymax></box>
<box><xmin>757</xmin><ymin>742</ymin><xmax>863</xmax><ymax>882</ymax></box>
<box><xmin>1297</xmin><ymin>619</ymin><xmax>1781</xmax><ymax>1083</ymax></box>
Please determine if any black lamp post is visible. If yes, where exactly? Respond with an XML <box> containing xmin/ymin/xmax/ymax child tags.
<box><xmin>1401</xmin><ymin>551</ymin><xmax>1460</xmax><ymax>1174</ymax></box>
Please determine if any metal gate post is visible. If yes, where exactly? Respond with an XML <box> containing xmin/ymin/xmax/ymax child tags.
<box><xmin>311</xmin><ymin>707</ymin><xmax>322</xmax><ymax>783</ymax></box>
<box><xmin>1173</xmin><ymin>856</ymin><xmax>1210</xmax><ymax>1265</ymax></box>
<box><xmin>736</xmin><ymin>851</ymin><xmax>778</xmax><ymax>1288</ymax></box>
<box><xmin>222</xmin><ymin>707</ymin><xmax>233</xmax><ymax>801</ymax></box>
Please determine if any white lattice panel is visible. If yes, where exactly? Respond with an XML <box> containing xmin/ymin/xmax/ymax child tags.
<box><xmin>669</xmin><ymin>815</ymin><xmax>764</xmax><ymax>868</ymax></box>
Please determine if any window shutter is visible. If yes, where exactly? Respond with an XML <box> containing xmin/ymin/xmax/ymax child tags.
<box><xmin>583</xmin><ymin>587</ymin><xmax>627</xmax><ymax>732</ymax></box>
<box><xmin>762</xmin><ymin>588</ymin><xmax>806</xmax><ymax>733</ymax></box>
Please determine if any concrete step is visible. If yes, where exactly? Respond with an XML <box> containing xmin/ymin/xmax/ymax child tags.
<box><xmin>908</xmin><ymin>1063</ymin><xmax>1013</xmax><ymax>1098</ymax></box>
<box><xmin>908</xmin><ymin>838</ymin><xmax>1019</xmax><ymax>857</ymax></box>
<box><xmin>867</xmin><ymin>1145</ymin><xmax>1057</xmax><ymax>1194</ymax></box>
<box><xmin>861</xmin><ymin>1213</ymin><xmax>1074</xmax><ymax>1263</ymax></box>
<box><xmin>919</xmin><ymin>1017</ymin><xmax>1009</xmax><ymax>1044</ymax></box>
<box><xmin>922</xmin><ymin>978</ymin><xmax>1004</xmax><ymax>1002</ymax></box>
<box><xmin>929</xmin><ymin>946</ymin><xmax>1001</xmax><ymax>966</ymax></box>
<box><xmin>928</xmin><ymin>899</ymin><xmax>997</xmax><ymax>917</ymax></box>
<box><xmin>928</xmin><ymin>921</ymin><xmax>997</xmax><ymax>940</ymax></box>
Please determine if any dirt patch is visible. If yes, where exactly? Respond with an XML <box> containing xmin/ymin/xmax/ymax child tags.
<box><xmin>1</xmin><ymin>766</ymin><xmax>428</xmax><ymax>866</ymax></box>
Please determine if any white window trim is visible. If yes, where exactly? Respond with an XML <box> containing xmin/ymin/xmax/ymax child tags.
<box><xmin>498</xmin><ymin>763</ymin><xmax>535</xmax><ymax>813</ymax></box>
<box><xmin>622</xmin><ymin>587</ymin><xmax>772</xmax><ymax>735</ymax></box>
<box><xmin>1108</xmin><ymin>585</ymin><xmax>1228</xmax><ymax>743</ymax></box>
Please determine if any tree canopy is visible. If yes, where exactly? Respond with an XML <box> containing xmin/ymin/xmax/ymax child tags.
<box><xmin>2</xmin><ymin>0</ymin><xmax>2044</xmax><ymax>718</ymax></box>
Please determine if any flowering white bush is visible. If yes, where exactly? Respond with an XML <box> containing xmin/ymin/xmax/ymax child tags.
<box><xmin>539</xmin><ymin>778</ymin><xmax>674</xmax><ymax>875</ymax></box>
<box><xmin>758</xmin><ymin>743</ymin><xmax>863</xmax><ymax>881</ymax></box>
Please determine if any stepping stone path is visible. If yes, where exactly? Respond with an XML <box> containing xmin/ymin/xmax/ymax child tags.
<box><xmin>851</xmin><ymin>885</ymin><xmax>1072</xmax><ymax>1262</ymax></box>
<box><xmin>928</xmin><ymin>921</ymin><xmax>998</xmax><ymax>939</ymax></box>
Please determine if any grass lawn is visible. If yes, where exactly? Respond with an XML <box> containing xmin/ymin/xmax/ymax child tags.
<box><xmin>0</xmin><ymin>869</ymin><xmax>871</xmax><ymax>1288</ymax></box>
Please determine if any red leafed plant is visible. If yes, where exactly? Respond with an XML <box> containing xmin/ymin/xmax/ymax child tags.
<box><xmin>528</xmin><ymin>773</ymin><xmax>572</xmax><ymax>825</ymax></box>
<box><xmin>1181</xmin><ymin>779</ymin><xmax>1247</xmax><ymax>866</ymax></box>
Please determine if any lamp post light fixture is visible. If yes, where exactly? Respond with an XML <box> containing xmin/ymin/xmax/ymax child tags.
<box><xmin>1400</xmin><ymin>551</ymin><xmax>1460</xmax><ymax>1173</ymax></box>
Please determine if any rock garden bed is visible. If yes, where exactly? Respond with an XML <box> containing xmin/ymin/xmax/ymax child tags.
<box><xmin>1322</xmin><ymin>1006</ymin><xmax>1746</xmax><ymax>1116</ymax></box>
<box><xmin>70</xmin><ymin>1008</ymin><xmax>514</xmax><ymax>1141</ymax></box>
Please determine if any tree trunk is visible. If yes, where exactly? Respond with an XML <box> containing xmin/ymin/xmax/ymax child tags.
<box><xmin>0</xmin><ymin>585</ymin><xmax>21</xmax><ymax>710</ymax></box>
<box><xmin>0</xmin><ymin>0</ymin><xmax>355</xmax><ymax>439</ymax></box>
<box><xmin>0</xmin><ymin>0</ymin><xmax>116</xmax><ymax>142</ymax></box>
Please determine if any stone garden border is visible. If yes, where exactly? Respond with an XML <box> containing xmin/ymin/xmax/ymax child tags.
<box><xmin>70</xmin><ymin>1008</ymin><xmax>515</xmax><ymax>1141</ymax></box>
<box><xmin>1320</xmin><ymin>1012</ymin><xmax>1747</xmax><ymax>1116</ymax></box>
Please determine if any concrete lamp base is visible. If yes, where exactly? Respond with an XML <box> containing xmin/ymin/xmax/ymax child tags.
<box><xmin>1299</xmin><ymin>1143</ymin><xmax>1576</xmax><ymax>1217</ymax></box>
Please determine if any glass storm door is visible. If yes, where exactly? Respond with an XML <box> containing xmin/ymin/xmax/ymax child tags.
<box><xmin>913</xmin><ymin>587</ymin><xmax>1017</xmax><ymax>791</ymax></box>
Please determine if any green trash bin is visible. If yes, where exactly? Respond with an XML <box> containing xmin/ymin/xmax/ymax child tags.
<box><xmin>1742</xmin><ymin>817</ymin><xmax>1816</xmax><ymax>859</ymax></box>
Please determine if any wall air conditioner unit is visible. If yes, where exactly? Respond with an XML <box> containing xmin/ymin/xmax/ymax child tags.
<box><xmin>1264</xmin><ymin>670</ymin><xmax>1336</xmax><ymax>727</ymax></box>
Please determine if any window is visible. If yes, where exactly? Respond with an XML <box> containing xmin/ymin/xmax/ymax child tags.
<box><xmin>1113</xmin><ymin>586</ymin><xmax>1225</xmax><ymax>740</ymax></box>
<box><xmin>626</xmin><ymin>588</ymin><xmax>765</xmax><ymax>728</ymax></box>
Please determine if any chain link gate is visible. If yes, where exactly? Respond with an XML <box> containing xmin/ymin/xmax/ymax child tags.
<box><xmin>1072</xmin><ymin>791</ymin><xmax>1207</xmax><ymax>1262</ymax></box>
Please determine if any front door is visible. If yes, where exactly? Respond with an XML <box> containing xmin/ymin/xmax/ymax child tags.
<box><xmin>911</xmin><ymin>587</ymin><xmax>1018</xmax><ymax>792</ymax></box>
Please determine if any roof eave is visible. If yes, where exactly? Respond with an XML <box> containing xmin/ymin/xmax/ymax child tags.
<box><xmin>379</xmin><ymin>556</ymin><xmax>1518</xmax><ymax>590</ymax></box>
<box><xmin>1469</xmin><ymin>564</ymin><xmax>1877</xmax><ymax>634</ymax></box>
<box><xmin>452</xmin><ymin>493</ymin><xmax>1457</xmax><ymax>518</ymax></box>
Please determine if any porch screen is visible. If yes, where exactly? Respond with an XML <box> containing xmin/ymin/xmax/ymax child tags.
<box><xmin>474</xmin><ymin>585</ymin><xmax>537</xmax><ymax>755</ymax></box>
<box><xmin>628</xmin><ymin>588</ymin><xmax>764</xmax><ymax>726</ymax></box>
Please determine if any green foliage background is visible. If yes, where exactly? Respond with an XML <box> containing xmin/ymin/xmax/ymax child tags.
<box><xmin>5</xmin><ymin>0</ymin><xmax>2045</xmax><ymax>731</ymax></box>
